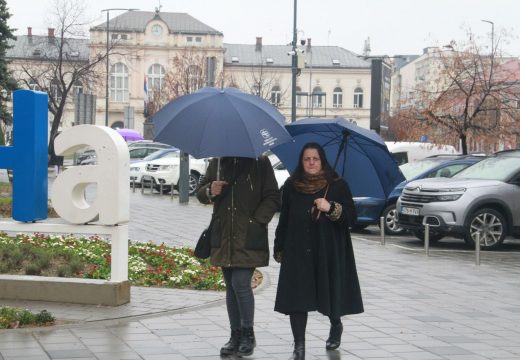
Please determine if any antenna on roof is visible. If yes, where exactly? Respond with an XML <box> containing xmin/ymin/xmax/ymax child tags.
<box><xmin>155</xmin><ymin>1</ymin><xmax>162</xmax><ymax>14</ymax></box>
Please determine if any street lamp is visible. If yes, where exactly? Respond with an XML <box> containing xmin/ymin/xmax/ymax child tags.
<box><xmin>291</xmin><ymin>0</ymin><xmax>297</xmax><ymax>123</ymax></box>
<box><xmin>481</xmin><ymin>19</ymin><xmax>494</xmax><ymax>55</ymax></box>
<box><xmin>101</xmin><ymin>8</ymin><xmax>138</xmax><ymax>127</ymax></box>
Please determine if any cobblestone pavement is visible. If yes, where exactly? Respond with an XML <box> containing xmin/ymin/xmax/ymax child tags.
<box><xmin>1</xmin><ymin>191</ymin><xmax>520</xmax><ymax>359</ymax></box>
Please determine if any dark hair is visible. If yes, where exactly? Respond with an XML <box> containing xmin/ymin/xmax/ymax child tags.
<box><xmin>291</xmin><ymin>142</ymin><xmax>339</xmax><ymax>183</ymax></box>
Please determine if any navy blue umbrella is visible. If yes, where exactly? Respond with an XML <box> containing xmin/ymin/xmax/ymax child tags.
<box><xmin>153</xmin><ymin>87</ymin><xmax>292</xmax><ymax>159</ymax></box>
<box><xmin>272</xmin><ymin>117</ymin><xmax>405</xmax><ymax>201</ymax></box>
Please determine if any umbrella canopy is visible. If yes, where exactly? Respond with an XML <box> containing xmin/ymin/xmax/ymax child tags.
<box><xmin>116</xmin><ymin>128</ymin><xmax>144</xmax><ymax>141</ymax></box>
<box><xmin>272</xmin><ymin>117</ymin><xmax>405</xmax><ymax>200</ymax></box>
<box><xmin>153</xmin><ymin>87</ymin><xmax>292</xmax><ymax>159</ymax></box>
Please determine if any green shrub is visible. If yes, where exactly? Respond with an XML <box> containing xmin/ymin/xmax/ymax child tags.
<box><xmin>0</xmin><ymin>307</ymin><xmax>55</xmax><ymax>329</ymax></box>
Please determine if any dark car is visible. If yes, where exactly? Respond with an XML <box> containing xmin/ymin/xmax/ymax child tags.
<box><xmin>380</xmin><ymin>154</ymin><xmax>486</xmax><ymax>235</ymax></box>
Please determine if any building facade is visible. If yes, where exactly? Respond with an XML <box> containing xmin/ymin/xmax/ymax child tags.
<box><xmin>6</xmin><ymin>9</ymin><xmax>372</xmax><ymax>134</ymax></box>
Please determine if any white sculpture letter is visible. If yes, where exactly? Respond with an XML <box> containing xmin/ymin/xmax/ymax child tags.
<box><xmin>50</xmin><ymin>125</ymin><xmax>130</xmax><ymax>225</ymax></box>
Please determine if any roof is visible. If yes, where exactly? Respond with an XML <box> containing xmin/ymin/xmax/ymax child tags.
<box><xmin>223</xmin><ymin>44</ymin><xmax>371</xmax><ymax>69</ymax></box>
<box><xmin>91</xmin><ymin>11</ymin><xmax>222</xmax><ymax>35</ymax></box>
<box><xmin>6</xmin><ymin>35</ymin><xmax>89</xmax><ymax>61</ymax></box>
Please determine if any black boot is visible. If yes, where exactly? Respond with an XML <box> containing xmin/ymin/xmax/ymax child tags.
<box><xmin>291</xmin><ymin>340</ymin><xmax>305</xmax><ymax>360</ymax></box>
<box><xmin>325</xmin><ymin>322</ymin><xmax>343</xmax><ymax>350</ymax></box>
<box><xmin>237</xmin><ymin>327</ymin><xmax>256</xmax><ymax>356</ymax></box>
<box><xmin>220</xmin><ymin>328</ymin><xmax>241</xmax><ymax>356</ymax></box>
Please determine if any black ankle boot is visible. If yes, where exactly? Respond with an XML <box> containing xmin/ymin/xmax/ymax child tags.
<box><xmin>220</xmin><ymin>328</ymin><xmax>241</xmax><ymax>356</ymax></box>
<box><xmin>325</xmin><ymin>322</ymin><xmax>343</xmax><ymax>350</ymax></box>
<box><xmin>291</xmin><ymin>340</ymin><xmax>305</xmax><ymax>360</ymax></box>
<box><xmin>237</xmin><ymin>327</ymin><xmax>256</xmax><ymax>356</ymax></box>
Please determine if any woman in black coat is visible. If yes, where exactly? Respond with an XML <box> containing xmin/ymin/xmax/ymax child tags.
<box><xmin>274</xmin><ymin>142</ymin><xmax>363</xmax><ymax>359</ymax></box>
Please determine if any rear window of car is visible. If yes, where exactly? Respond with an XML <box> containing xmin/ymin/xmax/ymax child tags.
<box><xmin>399</xmin><ymin>159</ymin><xmax>445</xmax><ymax>179</ymax></box>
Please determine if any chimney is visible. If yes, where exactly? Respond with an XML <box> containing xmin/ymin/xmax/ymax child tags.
<box><xmin>255</xmin><ymin>37</ymin><xmax>262</xmax><ymax>51</ymax></box>
<box><xmin>27</xmin><ymin>27</ymin><xmax>32</xmax><ymax>36</ymax></box>
<box><xmin>306</xmin><ymin>38</ymin><xmax>312</xmax><ymax>52</ymax></box>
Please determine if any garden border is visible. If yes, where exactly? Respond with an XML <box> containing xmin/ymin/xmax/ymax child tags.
<box><xmin>0</xmin><ymin>221</ymin><xmax>129</xmax><ymax>306</ymax></box>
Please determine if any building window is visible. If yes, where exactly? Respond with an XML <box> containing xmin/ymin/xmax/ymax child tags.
<box><xmin>147</xmin><ymin>64</ymin><xmax>165</xmax><ymax>99</ymax></box>
<box><xmin>333</xmin><ymin>87</ymin><xmax>343</xmax><ymax>108</ymax></box>
<box><xmin>312</xmin><ymin>86</ymin><xmax>323</xmax><ymax>108</ymax></box>
<box><xmin>110</xmin><ymin>62</ymin><xmax>129</xmax><ymax>102</ymax></box>
<box><xmin>195</xmin><ymin>36</ymin><xmax>202</xmax><ymax>42</ymax></box>
<box><xmin>72</xmin><ymin>80</ymin><xmax>83</xmax><ymax>99</ymax></box>
<box><xmin>187</xmin><ymin>65</ymin><xmax>202</xmax><ymax>93</ymax></box>
<box><xmin>271</xmin><ymin>86</ymin><xmax>281</xmax><ymax>106</ymax></box>
<box><xmin>28</xmin><ymin>80</ymin><xmax>40</xmax><ymax>91</ymax></box>
<box><xmin>353</xmin><ymin>87</ymin><xmax>363</xmax><ymax>108</ymax></box>
<box><xmin>50</xmin><ymin>78</ymin><xmax>62</xmax><ymax>101</ymax></box>
<box><xmin>187</xmin><ymin>36</ymin><xmax>193</xmax><ymax>42</ymax></box>
<box><xmin>296</xmin><ymin>86</ymin><xmax>302</xmax><ymax>107</ymax></box>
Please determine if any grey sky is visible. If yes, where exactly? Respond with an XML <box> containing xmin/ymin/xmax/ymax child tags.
<box><xmin>7</xmin><ymin>0</ymin><xmax>520</xmax><ymax>56</ymax></box>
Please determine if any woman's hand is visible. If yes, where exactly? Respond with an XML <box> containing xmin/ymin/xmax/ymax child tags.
<box><xmin>211</xmin><ymin>180</ymin><xmax>228</xmax><ymax>196</ymax></box>
<box><xmin>313</xmin><ymin>198</ymin><xmax>331</xmax><ymax>213</ymax></box>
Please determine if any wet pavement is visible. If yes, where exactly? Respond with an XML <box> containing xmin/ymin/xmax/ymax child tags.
<box><xmin>0</xmin><ymin>187</ymin><xmax>520</xmax><ymax>359</ymax></box>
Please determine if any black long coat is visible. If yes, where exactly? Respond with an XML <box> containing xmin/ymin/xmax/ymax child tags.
<box><xmin>274</xmin><ymin>178</ymin><xmax>364</xmax><ymax>318</ymax></box>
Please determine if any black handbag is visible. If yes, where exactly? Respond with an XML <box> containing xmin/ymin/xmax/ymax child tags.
<box><xmin>194</xmin><ymin>217</ymin><xmax>213</xmax><ymax>259</ymax></box>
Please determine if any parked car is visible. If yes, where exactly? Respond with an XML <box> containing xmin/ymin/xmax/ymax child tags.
<box><xmin>140</xmin><ymin>154</ymin><xmax>208</xmax><ymax>195</ymax></box>
<box><xmin>130</xmin><ymin>148</ymin><xmax>179</xmax><ymax>186</ymax></box>
<box><xmin>396</xmin><ymin>150</ymin><xmax>520</xmax><ymax>249</ymax></box>
<box><xmin>386</xmin><ymin>142</ymin><xmax>458</xmax><ymax>165</ymax></box>
<box><xmin>382</xmin><ymin>154</ymin><xmax>486</xmax><ymax>235</ymax></box>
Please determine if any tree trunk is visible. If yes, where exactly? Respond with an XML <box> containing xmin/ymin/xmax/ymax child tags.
<box><xmin>460</xmin><ymin>133</ymin><xmax>467</xmax><ymax>155</ymax></box>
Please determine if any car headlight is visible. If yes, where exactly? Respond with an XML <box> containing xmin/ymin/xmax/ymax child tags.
<box><xmin>158</xmin><ymin>165</ymin><xmax>176</xmax><ymax>170</ymax></box>
<box><xmin>437</xmin><ymin>187</ymin><xmax>466</xmax><ymax>192</ymax></box>
<box><xmin>435</xmin><ymin>194</ymin><xmax>463</xmax><ymax>201</ymax></box>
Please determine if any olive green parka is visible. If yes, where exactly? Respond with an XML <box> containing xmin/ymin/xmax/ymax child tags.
<box><xmin>196</xmin><ymin>156</ymin><xmax>280</xmax><ymax>268</ymax></box>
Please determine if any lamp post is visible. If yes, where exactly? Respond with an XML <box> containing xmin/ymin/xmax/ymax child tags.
<box><xmin>291</xmin><ymin>0</ymin><xmax>297</xmax><ymax>123</ymax></box>
<box><xmin>481</xmin><ymin>19</ymin><xmax>494</xmax><ymax>54</ymax></box>
<box><xmin>101</xmin><ymin>8</ymin><xmax>138</xmax><ymax>127</ymax></box>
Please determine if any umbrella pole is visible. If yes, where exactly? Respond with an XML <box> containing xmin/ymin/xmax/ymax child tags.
<box><xmin>217</xmin><ymin>158</ymin><xmax>221</xmax><ymax>181</ymax></box>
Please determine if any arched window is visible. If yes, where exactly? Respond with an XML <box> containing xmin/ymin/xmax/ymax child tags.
<box><xmin>147</xmin><ymin>64</ymin><xmax>165</xmax><ymax>99</ymax></box>
<box><xmin>353</xmin><ymin>87</ymin><xmax>363</xmax><ymax>108</ymax></box>
<box><xmin>312</xmin><ymin>86</ymin><xmax>323</xmax><ymax>108</ymax></box>
<box><xmin>73</xmin><ymin>80</ymin><xmax>83</xmax><ymax>99</ymax></box>
<box><xmin>110</xmin><ymin>62</ymin><xmax>129</xmax><ymax>102</ymax></box>
<box><xmin>295</xmin><ymin>86</ymin><xmax>302</xmax><ymax>107</ymax></box>
<box><xmin>271</xmin><ymin>85</ymin><xmax>281</xmax><ymax>106</ymax></box>
<box><xmin>333</xmin><ymin>87</ymin><xmax>342</xmax><ymax>108</ymax></box>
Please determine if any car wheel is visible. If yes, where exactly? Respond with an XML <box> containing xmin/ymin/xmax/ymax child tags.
<box><xmin>189</xmin><ymin>173</ymin><xmax>200</xmax><ymax>195</ymax></box>
<box><xmin>413</xmin><ymin>229</ymin><xmax>444</xmax><ymax>243</ymax></box>
<box><xmin>380</xmin><ymin>204</ymin><xmax>406</xmax><ymax>235</ymax></box>
<box><xmin>463</xmin><ymin>208</ymin><xmax>506</xmax><ymax>250</ymax></box>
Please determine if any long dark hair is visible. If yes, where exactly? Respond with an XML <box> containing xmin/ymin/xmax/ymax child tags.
<box><xmin>290</xmin><ymin>142</ymin><xmax>340</xmax><ymax>183</ymax></box>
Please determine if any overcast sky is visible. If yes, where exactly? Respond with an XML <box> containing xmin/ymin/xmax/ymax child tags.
<box><xmin>6</xmin><ymin>0</ymin><xmax>520</xmax><ymax>56</ymax></box>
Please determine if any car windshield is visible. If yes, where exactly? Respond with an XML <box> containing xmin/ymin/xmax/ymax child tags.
<box><xmin>142</xmin><ymin>149</ymin><xmax>178</xmax><ymax>161</ymax></box>
<box><xmin>399</xmin><ymin>159</ymin><xmax>445</xmax><ymax>179</ymax></box>
<box><xmin>454</xmin><ymin>156</ymin><xmax>520</xmax><ymax>181</ymax></box>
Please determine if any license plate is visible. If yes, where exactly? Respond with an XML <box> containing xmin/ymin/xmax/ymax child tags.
<box><xmin>401</xmin><ymin>206</ymin><xmax>420</xmax><ymax>216</ymax></box>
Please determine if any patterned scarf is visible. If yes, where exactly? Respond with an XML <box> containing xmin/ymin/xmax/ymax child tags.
<box><xmin>293</xmin><ymin>171</ymin><xmax>328</xmax><ymax>194</ymax></box>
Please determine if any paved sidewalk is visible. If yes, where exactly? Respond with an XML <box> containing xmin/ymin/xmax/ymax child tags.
<box><xmin>1</xmin><ymin>192</ymin><xmax>520</xmax><ymax>359</ymax></box>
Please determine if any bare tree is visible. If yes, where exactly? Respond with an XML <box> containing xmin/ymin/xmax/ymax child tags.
<box><xmin>391</xmin><ymin>29</ymin><xmax>520</xmax><ymax>153</ymax></box>
<box><xmin>235</xmin><ymin>63</ymin><xmax>287</xmax><ymax>106</ymax></box>
<box><xmin>12</xmin><ymin>0</ymin><xmax>107</xmax><ymax>164</ymax></box>
<box><xmin>146</xmin><ymin>49</ymin><xmax>223</xmax><ymax>116</ymax></box>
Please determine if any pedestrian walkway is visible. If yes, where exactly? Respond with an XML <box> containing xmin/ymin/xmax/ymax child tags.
<box><xmin>1</xmin><ymin>192</ymin><xmax>519</xmax><ymax>359</ymax></box>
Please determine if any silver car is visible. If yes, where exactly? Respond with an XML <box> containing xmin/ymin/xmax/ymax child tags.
<box><xmin>396</xmin><ymin>150</ymin><xmax>520</xmax><ymax>249</ymax></box>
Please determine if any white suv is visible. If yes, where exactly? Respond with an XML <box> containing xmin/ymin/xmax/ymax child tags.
<box><xmin>140</xmin><ymin>154</ymin><xmax>208</xmax><ymax>195</ymax></box>
<box><xmin>396</xmin><ymin>150</ymin><xmax>520</xmax><ymax>249</ymax></box>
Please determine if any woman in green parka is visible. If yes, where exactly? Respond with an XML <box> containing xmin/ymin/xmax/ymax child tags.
<box><xmin>273</xmin><ymin>143</ymin><xmax>363</xmax><ymax>360</ymax></box>
<box><xmin>197</xmin><ymin>156</ymin><xmax>280</xmax><ymax>357</ymax></box>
